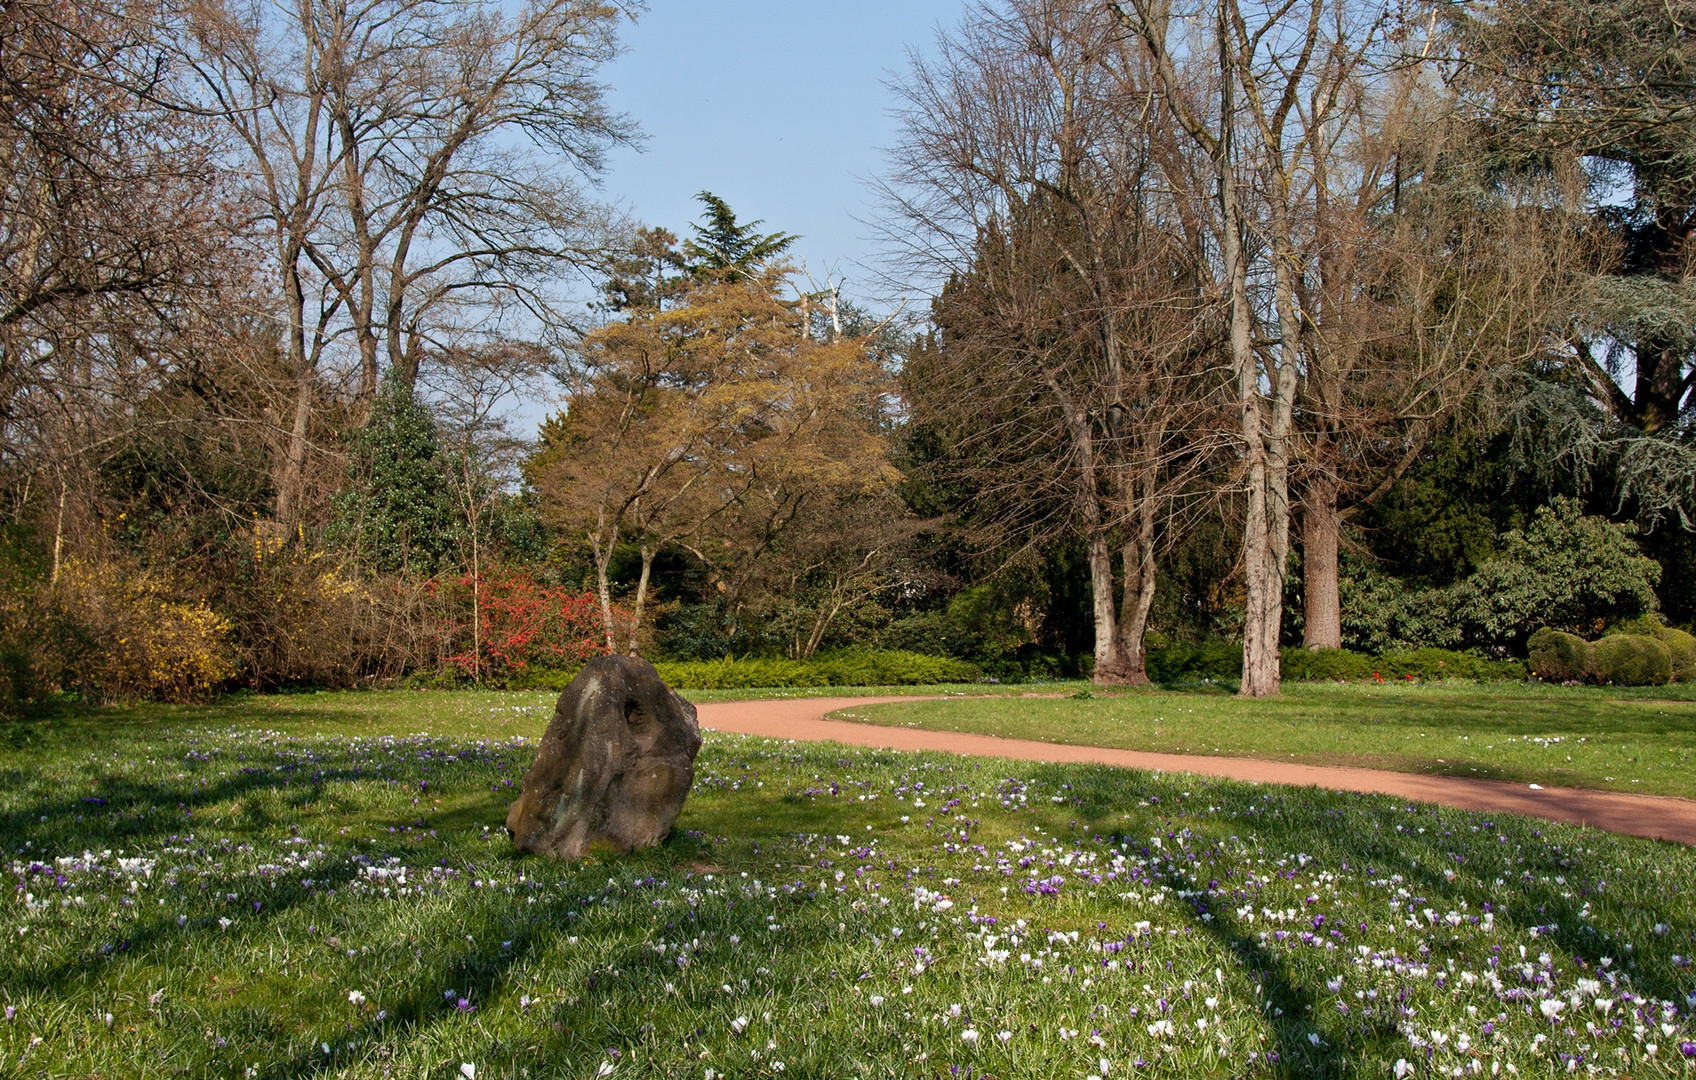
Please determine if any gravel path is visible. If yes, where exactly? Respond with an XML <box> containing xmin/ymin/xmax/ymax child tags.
<box><xmin>694</xmin><ymin>696</ymin><xmax>1696</xmax><ymax>846</ymax></box>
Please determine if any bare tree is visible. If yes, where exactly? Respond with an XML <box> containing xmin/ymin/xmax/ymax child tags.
<box><xmin>1113</xmin><ymin>0</ymin><xmax>1428</xmax><ymax>692</ymax></box>
<box><xmin>179</xmin><ymin>0</ymin><xmax>633</xmax><ymax>530</ymax></box>
<box><xmin>0</xmin><ymin>0</ymin><xmax>241</xmax><ymax>561</ymax></box>
<box><xmin>881</xmin><ymin>0</ymin><xmax>1227</xmax><ymax>685</ymax></box>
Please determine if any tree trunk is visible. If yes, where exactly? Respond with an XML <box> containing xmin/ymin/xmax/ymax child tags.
<box><xmin>591</xmin><ymin>517</ymin><xmax>617</xmax><ymax>655</ymax></box>
<box><xmin>1112</xmin><ymin>463</ymin><xmax>1160</xmax><ymax>686</ymax></box>
<box><xmin>1302</xmin><ymin>471</ymin><xmax>1343</xmax><ymax>649</ymax></box>
<box><xmin>627</xmin><ymin>544</ymin><xmax>653</xmax><ymax>655</ymax></box>
<box><xmin>1088</xmin><ymin>528</ymin><xmax>1133</xmax><ymax>683</ymax></box>
<box><xmin>274</xmin><ymin>371</ymin><xmax>314</xmax><ymax>530</ymax></box>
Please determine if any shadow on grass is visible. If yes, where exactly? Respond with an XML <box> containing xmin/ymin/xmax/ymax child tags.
<box><xmin>1051</xmin><ymin>761</ymin><xmax>1695</xmax><ymax>1077</ymax></box>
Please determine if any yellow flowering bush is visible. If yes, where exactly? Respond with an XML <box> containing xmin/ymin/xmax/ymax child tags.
<box><xmin>53</xmin><ymin>557</ymin><xmax>236</xmax><ymax>702</ymax></box>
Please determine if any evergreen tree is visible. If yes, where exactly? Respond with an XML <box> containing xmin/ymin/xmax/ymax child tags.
<box><xmin>682</xmin><ymin>192</ymin><xmax>797</xmax><ymax>279</ymax></box>
<box><xmin>328</xmin><ymin>380</ymin><xmax>458</xmax><ymax>573</ymax></box>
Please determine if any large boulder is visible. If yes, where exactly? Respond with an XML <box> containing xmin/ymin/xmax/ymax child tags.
<box><xmin>506</xmin><ymin>655</ymin><xmax>702</xmax><ymax>859</ymax></box>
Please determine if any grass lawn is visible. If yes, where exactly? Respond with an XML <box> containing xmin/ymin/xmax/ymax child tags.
<box><xmin>832</xmin><ymin>682</ymin><xmax>1696</xmax><ymax>801</ymax></box>
<box><xmin>3</xmin><ymin>689</ymin><xmax>1694</xmax><ymax>1078</ymax></box>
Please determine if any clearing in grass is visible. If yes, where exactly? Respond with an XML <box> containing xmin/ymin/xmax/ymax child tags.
<box><xmin>2</xmin><ymin>691</ymin><xmax>1694</xmax><ymax>1078</ymax></box>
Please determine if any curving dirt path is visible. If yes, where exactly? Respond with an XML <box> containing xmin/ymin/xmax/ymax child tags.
<box><xmin>693</xmin><ymin>696</ymin><xmax>1696</xmax><ymax>846</ymax></box>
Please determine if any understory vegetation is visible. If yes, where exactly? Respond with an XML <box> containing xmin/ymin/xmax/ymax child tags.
<box><xmin>3</xmin><ymin>695</ymin><xmax>1694</xmax><ymax>1078</ymax></box>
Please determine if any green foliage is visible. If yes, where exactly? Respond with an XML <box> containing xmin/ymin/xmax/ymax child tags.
<box><xmin>1655</xmin><ymin>626</ymin><xmax>1696</xmax><ymax>682</ymax></box>
<box><xmin>328</xmin><ymin>381</ymin><xmax>459</xmax><ymax>574</ymax></box>
<box><xmin>682</xmin><ymin>192</ymin><xmax>797</xmax><ymax>279</ymax></box>
<box><xmin>1342</xmin><ymin>499</ymin><xmax>1662</xmax><ymax>655</ymax></box>
<box><xmin>656</xmin><ymin>650</ymin><xmax>980</xmax><ymax>689</ymax></box>
<box><xmin>1148</xmin><ymin>642</ymin><xmax>1524</xmax><ymax>685</ymax></box>
<box><xmin>1357</xmin><ymin>431</ymin><xmax>1511</xmax><ymax>585</ymax></box>
<box><xmin>1146</xmin><ymin>641</ymin><xmax>1245</xmax><ymax>683</ymax></box>
<box><xmin>1527</xmin><ymin>628</ymin><xmax>1594</xmax><ymax>683</ymax></box>
<box><xmin>1338</xmin><ymin>558</ymin><xmax>1464</xmax><ymax>653</ymax></box>
<box><xmin>1455</xmin><ymin>497</ymin><xmax>1661</xmax><ymax>646</ymax></box>
<box><xmin>1282</xmin><ymin>647</ymin><xmax>1524</xmax><ymax>683</ymax></box>
<box><xmin>1590</xmin><ymin>633</ymin><xmax>1673</xmax><ymax>686</ymax></box>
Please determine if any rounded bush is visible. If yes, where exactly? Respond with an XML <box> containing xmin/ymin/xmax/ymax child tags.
<box><xmin>1653</xmin><ymin>626</ymin><xmax>1696</xmax><ymax>682</ymax></box>
<box><xmin>1589</xmin><ymin>633</ymin><xmax>1672</xmax><ymax>686</ymax></box>
<box><xmin>1527</xmin><ymin>628</ymin><xmax>1593</xmax><ymax>683</ymax></box>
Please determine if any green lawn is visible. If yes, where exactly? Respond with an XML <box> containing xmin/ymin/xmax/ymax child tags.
<box><xmin>829</xmin><ymin>681</ymin><xmax>1696</xmax><ymax>800</ymax></box>
<box><xmin>3</xmin><ymin>689</ymin><xmax>1694</xmax><ymax>1078</ymax></box>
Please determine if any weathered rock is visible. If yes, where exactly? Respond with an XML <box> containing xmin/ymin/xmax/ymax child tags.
<box><xmin>506</xmin><ymin>655</ymin><xmax>702</xmax><ymax>859</ymax></box>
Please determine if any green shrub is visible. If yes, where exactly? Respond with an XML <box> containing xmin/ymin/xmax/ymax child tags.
<box><xmin>1527</xmin><ymin>628</ymin><xmax>1593</xmax><ymax>683</ymax></box>
<box><xmin>1589</xmin><ymin>633</ymin><xmax>1672</xmax><ymax>686</ymax></box>
<box><xmin>646</xmin><ymin>650</ymin><xmax>981</xmax><ymax>689</ymax></box>
<box><xmin>1454</xmin><ymin>497</ymin><xmax>1661</xmax><ymax>649</ymax></box>
<box><xmin>1146</xmin><ymin>641</ymin><xmax>1243</xmax><ymax>684</ymax></box>
<box><xmin>1280</xmin><ymin>646</ymin><xmax>1523</xmax><ymax>683</ymax></box>
<box><xmin>1600</xmin><ymin>615</ymin><xmax>1696</xmax><ymax>683</ymax></box>
<box><xmin>1656</xmin><ymin>626</ymin><xmax>1696</xmax><ymax>682</ymax></box>
<box><xmin>1279</xmin><ymin>648</ymin><xmax>1376</xmax><ymax>682</ymax></box>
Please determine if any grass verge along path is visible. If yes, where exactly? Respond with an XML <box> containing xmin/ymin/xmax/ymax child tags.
<box><xmin>824</xmin><ymin>682</ymin><xmax>1696</xmax><ymax>801</ymax></box>
<box><xmin>697</xmin><ymin>698</ymin><xmax>1696</xmax><ymax>846</ymax></box>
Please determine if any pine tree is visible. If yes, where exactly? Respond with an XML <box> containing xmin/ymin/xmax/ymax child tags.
<box><xmin>682</xmin><ymin>192</ymin><xmax>797</xmax><ymax>280</ymax></box>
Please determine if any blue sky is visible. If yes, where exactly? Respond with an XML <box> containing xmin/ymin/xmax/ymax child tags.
<box><xmin>595</xmin><ymin>0</ymin><xmax>968</xmax><ymax>302</ymax></box>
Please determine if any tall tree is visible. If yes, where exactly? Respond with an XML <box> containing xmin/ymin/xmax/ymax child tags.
<box><xmin>180</xmin><ymin>0</ymin><xmax>633</xmax><ymax>529</ymax></box>
<box><xmin>1450</xmin><ymin>0</ymin><xmax>1696</xmax><ymax>531</ymax></box>
<box><xmin>882</xmin><ymin>0</ymin><xmax>1225</xmax><ymax>685</ymax></box>
<box><xmin>531</xmin><ymin>266</ymin><xmax>897</xmax><ymax>654</ymax></box>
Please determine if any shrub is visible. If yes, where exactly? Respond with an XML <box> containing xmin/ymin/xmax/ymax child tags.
<box><xmin>1279</xmin><ymin>648</ymin><xmax>1375</xmax><ymax>682</ymax></box>
<box><xmin>1607</xmin><ymin>616</ymin><xmax>1696</xmax><ymax>683</ymax></box>
<box><xmin>52</xmin><ymin>557</ymin><xmax>236</xmax><ymax>702</ymax></box>
<box><xmin>1589</xmin><ymin>633</ymin><xmax>1672</xmax><ymax>686</ymax></box>
<box><xmin>1454</xmin><ymin>497</ymin><xmax>1661</xmax><ymax>649</ymax></box>
<box><xmin>1146</xmin><ymin>642</ymin><xmax>1244</xmax><ymax>683</ymax></box>
<box><xmin>1527</xmin><ymin>628</ymin><xmax>1593</xmax><ymax>683</ymax></box>
<box><xmin>447</xmin><ymin>570</ymin><xmax>607</xmax><ymax>681</ymax></box>
<box><xmin>1656</xmin><ymin>626</ymin><xmax>1696</xmax><ymax>682</ymax></box>
<box><xmin>1281</xmin><ymin>646</ymin><xmax>1523</xmax><ymax>683</ymax></box>
<box><xmin>652</xmin><ymin>649</ymin><xmax>979</xmax><ymax>689</ymax></box>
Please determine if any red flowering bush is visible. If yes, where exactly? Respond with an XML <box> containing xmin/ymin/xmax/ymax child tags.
<box><xmin>446</xmin><ymin>569</ymin><xmax>621</xmax><ymax>681</ymax></box>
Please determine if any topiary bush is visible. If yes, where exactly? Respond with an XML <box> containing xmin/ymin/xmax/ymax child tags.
<box><xmin>1527</xmin><ymin>628</ymin><xmax>1593</xmax><ymax>684</ymax></box>
<box><xmin>1589</xmin><ymin>633</ymin><xmax>1672</xmax><ymax>686</ymax></box>
<box><xmin>1655</xmin><ymin>626</ymin><xmax>1696</xmax><ymax>682</ymax></box>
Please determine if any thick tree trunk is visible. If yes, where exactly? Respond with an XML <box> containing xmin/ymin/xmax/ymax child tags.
<box><xmin>1302</xmin><ymin>472</ymin><xmax>1343</xmax><ymax>649</ymax></box>
<box><xmin>1087</xmin><ymin>528</ymin><xmax>1133</xmax><ymax>683</ymax></box>
<box><xmin>1111</xmin><ymin>465</ymin><xmax>1160</xmax><ymax>686</ymax></box>
<box><xmin>274</xmin><ymin>371</ymin><xmax>314</xmax><ymax>530</ymax></box>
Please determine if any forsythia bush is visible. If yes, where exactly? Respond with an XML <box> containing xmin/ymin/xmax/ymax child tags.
<box><xmin>53</xmin><ymin>558</ymin><xmax>236</xmax><ymax>701</ymax></box>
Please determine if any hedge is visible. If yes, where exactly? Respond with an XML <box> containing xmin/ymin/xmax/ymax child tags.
<box><xmin>504</xmin><ymin>650</ymin><xmax>981</xmax><ymax>691</ymax></box>
<box><xmin>1148</xmin><ymin>644</ymin><xmax>1525</xmax><ymax>684</ymax></box>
